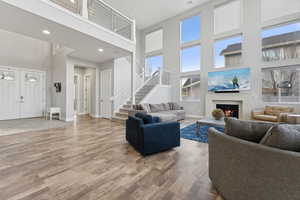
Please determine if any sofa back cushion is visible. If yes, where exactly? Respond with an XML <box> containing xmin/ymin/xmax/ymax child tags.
<box><xmin>168</xmin><ymin>102</ymin><xmax>181</xmax><ymax>110</ymax></box>
<box><xmin>162</xmin><ymin>103</ymin><xmax>171</xmax><ymax>111</ymax></box>
<box><xmin>135</xmin><ymin>113</ymin><xmax>154</xmax><ymax>124</ymax></box>
<box><xmin>264</xmin><ymin>106</ymin><xmax>294</xmax><ymax>116</ymax></box>
<box><xmin>141</xmin><ymin>104</ymin><xmax>151</xmax><ymax>113</ymax></box>
<box><xmin>225</xmin><ymin>118</ymin><xmax>275</xmax><ymax>143</ymax></box>
<box><xmin>260</xmin><ymin>124</ymin><xmax>300</xmax><ymax>152</ymax></box>
<box><xmin>149</xmin><ymin>104</ymin><xmax>165</xmax><ymax>112</ymax></box>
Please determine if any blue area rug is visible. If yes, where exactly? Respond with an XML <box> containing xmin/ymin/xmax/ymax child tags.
<box><xmin>180</xmin><ymin>123</ymin><xmax>224</xmax><ymax>143</ymax></box>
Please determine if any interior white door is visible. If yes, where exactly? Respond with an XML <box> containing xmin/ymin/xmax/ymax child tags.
<box><xmin>20</xmin><ymin>70</ymin><xmax>45</xmax><ymax>118</ymax></box>
<box><xmin>0</xmin><ymin>67</ymin><xmax>20</xmax><ymax>120</ymax></box>
<box><xmin>100</xmin><ymin>69</ymin><xmax>112</xmax><ymax>118</ymax></box>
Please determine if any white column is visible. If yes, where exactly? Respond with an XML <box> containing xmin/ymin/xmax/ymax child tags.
<box><xmin>131</xmin><ymin>52</ymin><xmax>136</xmax><ymax>105</ymax></box>
<box><xmin>81</xmin><ymin>0</ymin><xmax>88</xmax><ymax>19</ymax></box>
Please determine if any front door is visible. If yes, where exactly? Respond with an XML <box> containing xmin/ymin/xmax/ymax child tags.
<box><xmin>100</xmin><ymin>69</ymin><xmax>112</xmax><ymax>119</ymax></box>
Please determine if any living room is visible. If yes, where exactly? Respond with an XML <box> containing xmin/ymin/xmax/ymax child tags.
<box><xmin>0</xmin><ymin>0</ymin><xmax>299</xmax><ymax>200</ymax></box>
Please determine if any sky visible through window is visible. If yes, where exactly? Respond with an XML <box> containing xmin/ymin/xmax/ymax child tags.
<box><xmin>145</xmin><ymin>55</ymin><xmax>163</xmax><ymax>76</ymax></box>
<box><xmin>262</xmin><ymin>22</ymin><xmax>300</xmax><ymax>38</ymax></box>
<box><xmin>181</xmin><ymin>45</ymin><xmax>201</xmax><ymax>72</ymax></box>
<box><xmin>181</xmin><ymin>16</ymin><xmax>201</xmax><ymax>43</ymax></box>
<box><xmin>214</xmin><ymin>36</ymin><xmax>242</xmax><ymax>68</ymax></box>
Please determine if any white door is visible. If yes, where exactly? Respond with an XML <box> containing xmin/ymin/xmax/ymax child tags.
<box><xmin>0</xmin><ymin>68</ymin><xmax>20</xmax><ymax>120</ymax></box>
<box><xmin>100</xmin><ymin>69</ymin><xmax>112</xmax><ymax>118</ymax></box>
<box><xmin>20</xmin><ymin>70</ymin><xmax>45</xmax><ymax>118</ymax></box>
<box><xmin>0</xmin><ymin>67</ymin><xmax>45</xmax><ymax>120</ymax></box>
<box><xmin>84</xmin><ymin>75</ymin><xmax>91</xmax><ymax>114</ymax></box>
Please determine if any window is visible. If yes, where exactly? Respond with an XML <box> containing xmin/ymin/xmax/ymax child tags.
<box><xmin>261</xmin><ymin>0</ymin><xmax>300</xmax><ymax>22</ymax></box>
<box><xmin>181</xmin><ymin>16</ymin><xmax>201</xmax><ymax>43</ymax></box>
<box><xmin>145</xmin><ymin>29</ymin><xmax>163</xmax><ymax>53</ymax></box>
<box><xmin>214</xmin><ymin>35</ymin><xmax>242</xmax><ymax>68</ymax></box>
<box><xmin>145</xmin><ymin>55</ymin><xmax>163</xmax><ymax>77</ymax></box>
<box><xmin>262</xmin><ymin>65</ymin><xmax>300</xmax><ymax>103</ymax></box>
<box><xmin>181</xmin><ymin>75</ymin><xmax>200</xmax><ymax>101</ymax></box>
<box><xmin>181</xmin><ymin>45</ymin><xmax>201</xmax><ymax>72</ymax></box>
<box><xmin>262</xmin><ymin>22</ymin><xmax>300</xmax><ymax>62</ymax></box>
<box><xmin>214</xmin><ymin>0</ymin><xmax>241</xmax><ymax>35</ymax></box>
<box><xmin>0</xmin><ymin>70</ymin><xmax>15</xmax><ymax>81</ymax></box>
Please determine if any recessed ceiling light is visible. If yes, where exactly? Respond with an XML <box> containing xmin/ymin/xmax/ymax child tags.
<box><xmin>42</xmin><ymin>30</ymin><xmax>51</xmax><ymax>35</ymax></box>
<box><xmin>70</xmin><ymin>0</ymin><xmax>75</xmax><ymax>3</ymax></box>
<box><xmin>98</xmin><ymin>48</ymin><xmax>104</xmax><ymax>52</ymax></box>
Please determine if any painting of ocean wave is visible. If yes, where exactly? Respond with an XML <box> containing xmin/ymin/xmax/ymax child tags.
<box><xmin>208</xmin><ymin>68</ymin><xmax>251</xmax><ymax>92</ymax></box>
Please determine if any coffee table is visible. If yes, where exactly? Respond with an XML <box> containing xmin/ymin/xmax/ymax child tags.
<box><xmin>196</xmin><ymin>118</ymin><xmax>225</xmax><ymax>136</ymax></box>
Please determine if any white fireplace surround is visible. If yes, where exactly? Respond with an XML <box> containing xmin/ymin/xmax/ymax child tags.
<box><xmin>205</xmin><ymin>93</ymin><xmax>255</xmax><ymax>120</ymax></box>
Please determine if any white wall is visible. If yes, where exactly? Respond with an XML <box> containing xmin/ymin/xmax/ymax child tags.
<box><xmin>141</xmin><ymin>85</ymin><xmax>171</xmax><ymax>104</ymax></box>
<box><xmin>0</xmin><ymin>29</ymin><xmax>52</xmax><ymax>107</ymax></box>
<box><xmin>139</xmin><ymin>0</ymin><xmax>300</xmax><ymax>118</ymax></box>
<box><xmin>113</xmin><ymin>56</ymin><xmax>132</xmax><ymax>112</ymax></box>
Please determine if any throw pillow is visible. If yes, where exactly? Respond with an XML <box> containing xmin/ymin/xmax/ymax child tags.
<box><xmin>168</xmin><ymin>102</ymin><xmax>174</xmax><ymax>110</ymax></box>
<box><xmin>173</xmin><ymin>103</ymin><xmax>181</xmax><ymax>110</ymax></box>
<box><xmin>135</xmin><ymin>112</ymin><xmax>153</xmax><ymax>124</ymax></box>
<box><xmin>162</xmin><ymin>103</ymin><xmax>170</xmax><ymax>111</ymax></box>
<box><xmin>260</xmin><ymin>124</ymin><xmax>300</xmax><ymax>152</ymax></box>
<box><xmin>141</xmin><ymin>103</ymin><xmax>151</xmax><ymax>112</ymax></box>
<box><xmin>225</xmin><ymin>117</ymin><xmax>275</xmax><ymax>143</ymax></box>
<box><xmin>149</xmin><ymin>104</ymin><xmax>164</xmax><ymax>112</ymax></box>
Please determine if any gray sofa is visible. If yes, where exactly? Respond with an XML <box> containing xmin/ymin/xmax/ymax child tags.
<box><xmin>129</xmin><ymin>103</ymin><xmax>185</xmax><ymax>122</ymax></box>
<box><xmin>208</xmin><ymin>120</ymin><xmax>300</xmax><ymax>200</ymax></box>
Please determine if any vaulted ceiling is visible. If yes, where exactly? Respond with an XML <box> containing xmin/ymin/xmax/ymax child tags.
<box><xmin>103</xmin><ymin>0</ymin><xmax>211</xmax><ymax>29</ymax></box>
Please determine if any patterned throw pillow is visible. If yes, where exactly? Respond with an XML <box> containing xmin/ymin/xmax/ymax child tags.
<box><xmin>162</xmin><ymin>103</ymin><xmax>170</xmax><ymax>111</ymax></box>
<box><xmin>173</xmin><ymin>103</ymin><xmax>181</xmax><ymax>110</ymax></box>
<box><xmin>149</xmin><ymin>104</ymin><xmax>165</xmax><ymax>113</ymax></box>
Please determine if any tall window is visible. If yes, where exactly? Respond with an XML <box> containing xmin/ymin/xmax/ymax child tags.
<box><xmin>145</xmin><ymin>55</ymin><xmax>163</xmax><ymax>77</ymax></box>
<box><xmin>180</xmin><ymin>15</ymin><xmax>201</xmax><ymax>101</ymax></box>
<box><xmin>262</xmin><ymin>65</ymin><xmax>300</xmax><ymax>103</ymax></box>
<box><xmin>214</xmin><ymin>0</ymin><xmax>241</xmax><ymax>35</ymax></box>
<box><xmin>145</xmin><ymin>29</ymin><xmax>163</xmax><ymax>53</ymax></box>
<box><xmin>214</xmin><ymin>35</ymin><xmax>243</xmax><ymax>68</ymax></box>
<box><xmin>181</xmin><ymin>16</ymin><xmax>201</xmax><ymax>43</ymax></box>
<box><xmin>181</xmin><ymin>75</ymin><xmax>201</xmax><ymax>101</ymax></box>
<box><xmin>181</xmin><ymin>45</ymin><xmax>201</xmax><ymax>72</ymax></box>
<box><xmin>262</xmin><ymin>22</ymin><xmax>300</xmax><ymax>62</ymax></box>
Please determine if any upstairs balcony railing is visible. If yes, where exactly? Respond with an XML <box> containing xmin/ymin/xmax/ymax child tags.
<box><xmin>47</xmin><ymin>0</ymin><xmax>135</xmax><ymax>41</ymax></box>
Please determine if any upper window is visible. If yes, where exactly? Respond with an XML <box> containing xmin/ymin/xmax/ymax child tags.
<box><xmin>214</xmin><ymin>35</ymin><xmax>242</xmax><ymax>68</ymax></box>
<box><xmin>214</xmin><ymin>0</ymin><xmax>241</xmax><ymax>35</ymax></box>
<box><xmin>181</xmin><ymin>45</ymin><xmax>201</xmax><ymax>72</ymax></box>
<box><xmin>181</xmin><ymin>16</ymin><xmax>201</xmax><ymax>43</ymax></box>
<box><xmin>145</xmin><ymin>29</ymin><xmax>163</xmax><ymax>53</ymax></box>
<box><xmin>181</xmin><ymin>75</ymin><xmax>201</xmax><ymax>101</ymax></box>
<box><xmin>261</xmin><ymin>0</ymin><xmax>300</xmax><ymax>22</ymax></box>
<box><xmin>262</xmin><ymin>22</ymin><xmax>300</xmax><ymax>62</ymax></box>
<box><xmin>145</xmin><ymin>55</ymin><xmax>163</xmax><ymax>77</ymax></box>
<box><xmin>262</xmin><ymin>65</ymin><xmax>300</xmax><ymax>103</ymax></box>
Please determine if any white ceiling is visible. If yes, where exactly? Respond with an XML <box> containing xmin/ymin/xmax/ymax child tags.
<box><xmin>103</xmin><ymin>0</ymin><xmax>211</xmax><ymax>29</ymax></box>
<box><xmin>0</xmin><ymin>1</ymin><xmax>130</xmax><ymax>64</ymax></box>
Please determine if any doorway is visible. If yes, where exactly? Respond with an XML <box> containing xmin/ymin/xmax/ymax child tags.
<box><xmin>74</xmin><ymin>66</ymin><xmax>94</xmax><ymax>117</ymax></box>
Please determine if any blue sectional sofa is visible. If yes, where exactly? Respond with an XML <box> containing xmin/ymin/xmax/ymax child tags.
<box><xmin>126</xmin><ymin>113</ymin><xmax>180</xmax><ymax>156</ymax></box>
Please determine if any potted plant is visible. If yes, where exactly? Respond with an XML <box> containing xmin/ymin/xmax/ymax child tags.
<box><xmin>212</xmin><ymin>109</ymin><xmax>224</xmax><ymax>120</ymax></box>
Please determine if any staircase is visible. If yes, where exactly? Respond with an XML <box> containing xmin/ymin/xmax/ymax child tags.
<box><xmin>112</xmin><ymin>71</ymin><xmax>160</xmax><ymax>123</ymax></box>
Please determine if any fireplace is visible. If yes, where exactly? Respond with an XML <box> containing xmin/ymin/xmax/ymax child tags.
<box><xmin>216</xmin><ymin>104</ymin><xmax>239</xmax><ymax>118</ymax></box>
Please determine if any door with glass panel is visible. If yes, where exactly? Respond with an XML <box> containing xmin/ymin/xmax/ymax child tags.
<box><xmin>20</xmin><ymin>70</ymin><xmax>45</xmax><ymax>118</ymax></box>
<box><xmin>0</xmin><ymin>67</ymin><xmax>45</xmax><ymax>120</ymax></box>
<box><xmin>0</xmin><ymin>67</ymin><xmax>20</xmax><ymax>120</ymax></box>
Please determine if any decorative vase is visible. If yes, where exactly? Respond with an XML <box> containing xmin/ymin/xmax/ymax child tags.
<box><xmin>212</xmin><ymin>109</ymin><xmax>224</xmax><ymax>120</ymax></box>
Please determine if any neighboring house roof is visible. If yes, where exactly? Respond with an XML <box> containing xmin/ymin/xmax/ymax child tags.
<box><xmin>182</xmin><ymin>77</ymin><xmax>200</xmax><ymax>89</ymax></box>
<box><xmin>220</xmin><ymin>31</ymin><xmax>300</xmax><ymax>56</ymax></box>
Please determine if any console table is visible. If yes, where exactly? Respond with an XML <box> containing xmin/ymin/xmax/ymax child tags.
<box><xmin>196</xmin><ymin>118</ymin><xmax>225</xmax><ymax>136</ymax></box>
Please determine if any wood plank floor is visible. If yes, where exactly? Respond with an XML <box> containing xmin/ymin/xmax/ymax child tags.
<box><xmin>0</xmin><ymin>116</ymin><xmax>221</xmax><ymax>200</ymax></box>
